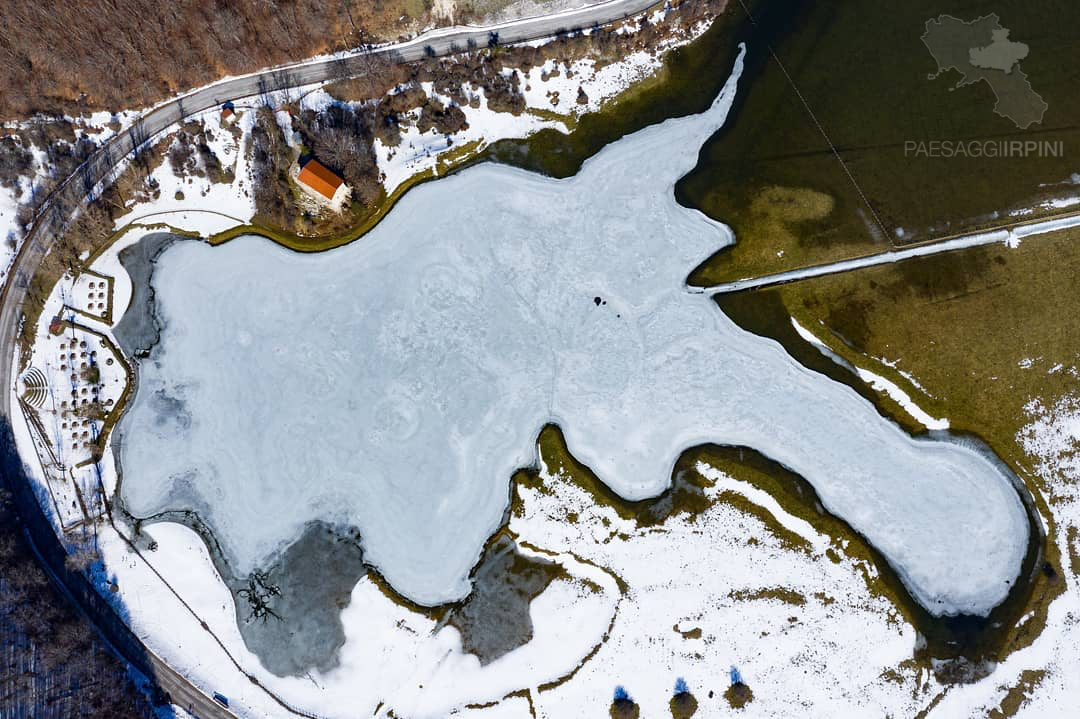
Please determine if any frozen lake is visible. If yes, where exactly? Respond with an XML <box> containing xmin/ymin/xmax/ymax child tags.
<box><xmin>118</xmin><ymin>46</ymin><xmax>1028</xmax><ymax>617</ymax></box>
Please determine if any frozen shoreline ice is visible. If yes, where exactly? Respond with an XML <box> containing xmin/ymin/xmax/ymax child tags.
<box><xmin>118</xmin><ymin>44</ymin><xmax>1028</xmax><ymax>617</ymax></box>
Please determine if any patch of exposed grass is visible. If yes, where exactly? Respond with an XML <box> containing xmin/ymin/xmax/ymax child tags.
<box><xmin>693</xmin><ymin>185</ymin><xmax>839</xmax><ymax>286</ymax></box>
<box><xmin>517</xmin><ymin>424</ymin><xmax>714</xmax><ymax>528</ymax></box>
<box><xmin>210</xmin><ymin>138</ymin><xmax>486</xmax><ymax>253</ymax></box>
<box><xmin>673</xmin><ymin>624</ymin><xmax>702</xmax><ymax>639</ymax></box>
<box><xmin>988</xmin><ymin>669</ymin><xmax>1047</xmax><ymax>719</ymax></box>
<box><xmin>728</xmin><ymin>586</ymin><xmax>806</xmax><ymax>606</ymax></box>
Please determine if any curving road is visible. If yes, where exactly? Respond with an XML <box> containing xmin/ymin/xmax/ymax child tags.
<box><xmin>0</xmin><ymin>1</ymin><xmax>660</xmax><ymax>717</ymax></box>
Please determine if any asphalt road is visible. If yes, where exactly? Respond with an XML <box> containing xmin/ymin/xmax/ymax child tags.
<box><xmin>0</xmin><ymin>1</ymin><xmax>660</xmax><ymax>717</ymax></box>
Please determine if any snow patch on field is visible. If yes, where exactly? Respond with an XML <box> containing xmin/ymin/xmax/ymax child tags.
<box><xmin>111</xmin><ymin>107</ymin><xmax>256</xmax><ymax>237</ymax></box>
<box><xmin>790</xmin><ymin>318</ymin><xmax>949</xmax><ymax>430</ymax></box>
<box><xmin>0</xmin><ymin>183</ymin><xmax>21</xmax><ymax>282</ymax></box>
<box><xmin>0</xmin><ymin>143</ymin><xmax>51</xmax><ymax>284</ymax></box>
<box><xmin>1020</xmin><ymin>396</ymin><xmax>1080</xmax><ymax>501</ymax></box>
<box><xmin>854</xmin><ymin>367</ymin><xmax>950</xmax><ymax>430</ymax></box>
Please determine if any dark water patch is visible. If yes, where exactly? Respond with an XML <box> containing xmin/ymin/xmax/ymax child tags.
<box><xmin>229</xmin><ymin>522</ymin><xmax>367</xmax><ymax>677</ymax></box>
<box><xmin>123</xmin><ymin>514</ymin><xmax>369</xmax><ymax>677</ymax></box>
<box><xmin>444</xmin><ymin>532</ymin><xmax>566</xmax><ymax>666</ymax></box>
<box><xmin>112</xmin><ymin>232</ymin><xmax>188</xmax><ymax>359</ymax></box>
<box><xmin>674</xmin><ymin>0</ymin><xmax>884</xmax><ymax>283</ymax></box>
<box><xmin>118</xmin><ymin>505</ymin><xmax>568</xmax><ymax>676</ymax></box>
<box><xmin>226</xmin><ymin>527</ymin><xmax>568</xmax><ymax>675</ymax></box>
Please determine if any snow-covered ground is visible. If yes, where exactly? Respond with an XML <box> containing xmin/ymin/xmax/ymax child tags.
<box><xmin>110</xmin><ymin>106</ymin><xmax>257</xmax><ymax>237</ymax></box>
<box><xmin>14</xmin><ymin>269</ymin><xmax>128</xmax><ymax>532</ymax></box>
<box><xmin>0</xmin><ymin>146</ymin><xmax>43</xmax><ymax>283</ymax></box>
<box><xmin>375</xmin><ymin>83</ymin><xmax>559</xmax><ymax>190</ymax></box>
<box><xmin>0</xmin><ymin>177</ymin><xmax>24</xmax><ymax>276</ymax></box>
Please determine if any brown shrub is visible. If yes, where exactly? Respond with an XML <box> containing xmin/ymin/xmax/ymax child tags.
<box><xmin>416</xmin><ymin>99</ymin><xmax>469</xmax><ymax>135</ymax></box>
<box><xmin>249</xmin><ymin>107</ymin><xmax>295</xmax><ymax>228</ymax></box>
<box><xmin>0</xmin><ymin>137</ymin><xmax>34</xmax><ymax>190</ymax></box>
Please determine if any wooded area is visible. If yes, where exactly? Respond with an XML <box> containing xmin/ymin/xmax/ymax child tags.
<box><xmin>0</xmin><ymin>489</ymin><xmax>155</xmax><ymax>717</ymax></box>
<box><xmin>0</xmin><ymin>0</ymin><xmax>431</xmax><ymax>120</ymax></box>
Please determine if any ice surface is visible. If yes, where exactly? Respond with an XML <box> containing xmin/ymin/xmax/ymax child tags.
<box><xmin>119</xmin><ymin>45</ymin><xmax>1027</xmax><ymax>616</ymax></box>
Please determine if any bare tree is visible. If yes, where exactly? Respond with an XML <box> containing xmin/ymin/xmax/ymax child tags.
<box><xmin>238</xmin><ymin>570</ymin><xmax>281</xmax><ymax>622</ymax></box>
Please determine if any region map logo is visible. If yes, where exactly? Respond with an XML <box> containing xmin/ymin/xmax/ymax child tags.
<box><xmin>921</xmin><ymin>13</ymin><xmax>1047</xmax><ymax>130</ymax></box>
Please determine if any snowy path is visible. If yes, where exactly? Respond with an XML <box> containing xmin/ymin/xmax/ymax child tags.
<box><xmin>695</xmin><ymin>209</ymin><xmax>1080</xmax><ymax>294</ymax></box>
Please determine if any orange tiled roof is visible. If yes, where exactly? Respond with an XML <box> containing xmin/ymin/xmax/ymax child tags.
<box><xmin>297</xmin><ymin>159</ymin><xmax>344</xmax><ymax>200</ymax></box>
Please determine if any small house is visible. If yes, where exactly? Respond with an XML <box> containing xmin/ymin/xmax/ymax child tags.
<box><xmin>297</xmin><ymin>158</ymin><xmax>345</xmax><ymax>202</ymax></box>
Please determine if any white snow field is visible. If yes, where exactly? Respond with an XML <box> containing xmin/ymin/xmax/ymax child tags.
<box><xmin>119</xmin><ymin>44</ymin><xmax>1027</xmax><ymax>617</ymax></box>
